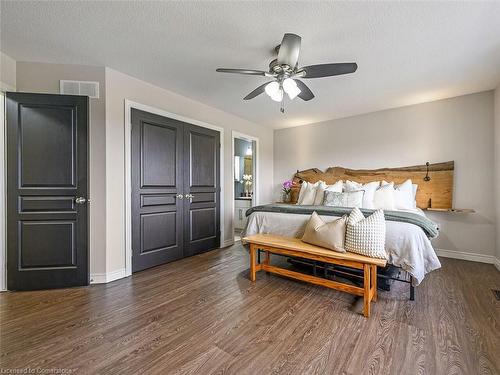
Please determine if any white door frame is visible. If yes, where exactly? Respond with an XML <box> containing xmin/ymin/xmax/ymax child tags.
<box><xmin>124</xmin><ymin>100</ymin><xmax>225</xmax><ymax>277</ymax></box>
<box><xmin>0</xmin><ymin>92</ymin><xmax>6</xmax><ymax>291</ymax></box>
<box><xmin>231</xmin><ymin>131</ymin><xmax>259</xmax><ymax>239</ymax></box>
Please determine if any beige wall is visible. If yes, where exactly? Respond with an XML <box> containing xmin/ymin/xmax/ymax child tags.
<box><xmin>495</xmin><ymin>86</ymin><xmax>500</xmax><ymax>260</ymax></box>
<box><xmin>0</xmin><ymin>52</ymin><xmax>16</xmax><ymax>90</ymax></box>
<box><xmin>274</xmin><ymin>91</ymin><xmax>496</xmax><ymax>257</ymax></box>
<box><xmin>105</xmin><ymin>68</ymin><xmax>274</xmax><ymax>273</ymax></box>
<box><xmin>16</xmin><ymin>62</ymin><xmax>107</xmax><ymax>276</ymax></box>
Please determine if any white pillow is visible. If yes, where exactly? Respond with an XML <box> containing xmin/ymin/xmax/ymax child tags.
<box><xmin>411</xmin><ymin>183</ymin><xmax>418</xmax><ymax>208</ymax></box>
<box><xmin>345</xmin><ymin>180</ymin><xmax>380</xmax><ymax>209</ymax></box>
<box><xmin>325</xmin><ymin>180</ymin><xmax>343</xmax><ymax>193</ymax></box>
<box><xmin>393</xmin><ymin>179</ymin><xmax>414</xmax><ymax>210</ymax></box>
<box><xmin>323</xmin><ymin>190</ymin><xmax>364</xmax><ymax>208</ymax></box>
<box><xmin>297</xmin><ymin>181</ymin><xmax>321</xmax><ymax>205</ymax></box>
<box><xmin>381</xmin><ymin>180</ymin><xmax>417</xmax><ymax>210</ymax></box>
<box><xmin>313</xmin><ymin>181</ymin><xmax>327</xmax><ymax>205</ymax></box>
<box><xmin>345</xmin><ymin>207</ymin><xmax>387</xmax><ymax>259</ymax></box>
<box><xmin>373</xmin><ymin>182</ymin><xmax>396</xmax><ymax>210</ymax></box>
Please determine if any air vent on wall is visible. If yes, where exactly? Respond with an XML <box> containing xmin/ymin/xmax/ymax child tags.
<box><xmin>60</xmin><ymin>80</ymin><xmax>99</xmax><ymax>99</ymax></box>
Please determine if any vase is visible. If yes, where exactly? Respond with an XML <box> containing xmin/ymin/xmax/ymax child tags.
<box><xmin>282</xmin><ymin>191</ymin><xmax>291</xmax><ymax>203</ymax></box>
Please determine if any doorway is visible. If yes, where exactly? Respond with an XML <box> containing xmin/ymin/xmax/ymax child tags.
<box><xmin>232</xmin><ymin>132</ymin><xmax>257</xmax><ymax>242</ymax></box>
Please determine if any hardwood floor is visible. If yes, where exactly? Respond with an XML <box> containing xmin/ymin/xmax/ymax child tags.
<box><xmin>1</xmin><ymin>243</ymin><xmax>499</xmax><ymax>374</ymax></box>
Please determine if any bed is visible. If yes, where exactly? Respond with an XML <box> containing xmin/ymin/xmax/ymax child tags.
<box><xmin>242</xmin><ymin>162</ymin><xmax>452</xmax><ymax>296</ymax></box>
<box><xmin>242</xmin><ymin>204</ymin><xmax>441</xmax><ymax>286</ymax></box>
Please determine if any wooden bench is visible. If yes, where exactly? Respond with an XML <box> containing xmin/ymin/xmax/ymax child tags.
<box><xmin>243</xmin><ymin>234</ymin><xmax>387</xmax><ymax>318</ymax></box>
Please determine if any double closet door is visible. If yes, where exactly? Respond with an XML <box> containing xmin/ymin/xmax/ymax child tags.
<box><xmin>131</xmin><ymin>109</ymin><xmax>220</xmax><ymax>272</ymax></box>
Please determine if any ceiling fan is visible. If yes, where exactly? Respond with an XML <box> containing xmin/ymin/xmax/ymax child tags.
<box><xmin>216</xmin><ymin>33</ymin><xmax>357</xmax><ymax>113</ymax></box>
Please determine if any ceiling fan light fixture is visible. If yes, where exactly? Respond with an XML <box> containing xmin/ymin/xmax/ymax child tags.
<box><xmin>283</xmin><ymin>78</ymin><xmax>301</xmax><ymax>100</ymax></box>
<box><xmin>265</xmin><ymin>81</ymin><xmax>283</xmax><ymax>102</ymax></box>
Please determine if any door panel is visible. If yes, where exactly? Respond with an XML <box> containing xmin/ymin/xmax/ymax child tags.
<box><xmin>20</xmin><ymin>221</ymin><xmax>76</xmax><ymax>267</ymax></box>
<box><xmin>189</xmin><ymin>132</ymin><xmax>215</xmax><ymax>187</ymax></box>
<box><xmin>7</xmin><ymin>92</ymin><xmax>89</xmax><ymax>290</ymax></box>
<box><xmin>131</xmin><ymin>109</ymin><xmax>183</xmax><ymax>272</ymax></box>
<box><xmin>184</xmin><ymin>125</ymin><xmax>220</xmax><ymax>256</ymax></box>
<box><xmin>19</xmin><ymin>105</ymin><xmax>76</xmax><ymax>187</ymax></box>
<box><xmin>141</xmin><ymin>122</ymin><xmax>177</xmax><ymax>187</ymax></box>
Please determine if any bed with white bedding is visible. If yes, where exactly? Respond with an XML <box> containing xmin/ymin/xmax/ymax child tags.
<box><xmin>241</xmin><ymin>205</ymin><xmax>441</xmax><ymax>286</ymax></box>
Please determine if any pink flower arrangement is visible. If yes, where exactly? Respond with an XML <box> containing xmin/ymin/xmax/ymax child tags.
<box><xmin>282</xmin><ymin>179</ymin><xmax>293</xmax><ymax>194</ymax></box>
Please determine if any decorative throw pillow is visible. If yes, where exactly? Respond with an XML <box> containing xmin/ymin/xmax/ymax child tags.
<box><xmin>373</xmin><ymin>182</ymin><xmax>396</xmax><ymax>210</ymax></box>
<box><xmin>381</xmin><ymin>180</ymin><xmax>416</xmax><ymax>210</ymax></box>
<box><xmin>323</xmin><ymin>190</ymin><xmax>364</xmax><ymax>208</ymax></box>
<box><xmin>345</xmin><ymin>207</ymin><xmax>386</xmax><ymax>259</ymax></box>
<box><xmin>344</xmin><ymin>180</ymin><xmax>380</xmax><ymax>209</ymax></box>
<box><xmin>325</xmin><ymin>180</ymin><xmax>343</xmax><ymax>193</ymax></box>
<box><xmin>297</xmin><ymin>181</ymin><xmax>321</xmax><ymax>205</ymax></box>
<box><xmin>411</xmin><ymin>184</ymin><xmax>418</xmax><ymax>207</ymax></box>
<box><xmin>301</xmin><ymin>212</ymin><xmax>347</xmax><ymax>252</ymax></box>
<box><xmin>313</xmin><ymin>181</ymin><xmax>328</xmax><ymax>205</ymax></box>
<box><xmin>393</xmin><ymin>179</ymin><xmax>414</xmax><ymax>210</ymax></box>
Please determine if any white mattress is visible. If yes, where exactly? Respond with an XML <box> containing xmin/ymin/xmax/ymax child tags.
<box><xmin>242</xmin><ymin>211</ymin><xmax>441</xmax><ymax>285</ymax></box>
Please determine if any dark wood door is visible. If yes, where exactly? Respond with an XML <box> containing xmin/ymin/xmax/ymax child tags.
<box><xmin>183</xmin><ymin>125</ymin><xmax>220</xmax><ymax>256</ymax></box>
<box><xmin>131</xmin><ymin>110</ymin><xmax>220</xmax><ymax>272</ymax></box>
<box><xmin>6</xmin><ymin>92</ymin><xmax>89</xmax><ymax>291</ymax></box>
<box><xmin>131</xmin><ymin>109</ymin><xmax>184</xmax><ymax>272</ymax></box>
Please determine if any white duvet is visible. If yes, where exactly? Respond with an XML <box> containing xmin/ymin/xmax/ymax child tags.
<box><xmin>242</xmin><ymin>210</ymin><xmax>441</xmax><ymax>285</ymax></box>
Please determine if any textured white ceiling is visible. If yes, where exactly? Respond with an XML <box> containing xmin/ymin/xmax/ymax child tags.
<box><xmin>2</xmin><ymin>1</ymin><xmax>500</xmax><ymax>128</ymax></box>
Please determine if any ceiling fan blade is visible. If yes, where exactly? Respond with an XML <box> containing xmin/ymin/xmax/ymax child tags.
<box><xmin>216</xmin><ymin>68</ymin><xmax>268</xmax><ymax>76</ymax></box>
<box><xmin>294</xmin><ymin>80</ymin><xmax>315</xmax><ymax>101</ymax></box>
<box><xmin>300</xmin><ymin>63</ymin><xmax>357</xmax><ymax>78</ymax></box>
<box><xmin>277</xmin><ymin>33</ymin><xmax>301</xmax><ymax>68</ymax></box>
<box><xmin>243</xmin><ymin>82</ymin><xmax>270</xmax><ymax>100</ymax></box>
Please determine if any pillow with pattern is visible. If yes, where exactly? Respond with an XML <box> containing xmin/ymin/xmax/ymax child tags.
<box><xmin>323</xmin><ymin>190</ymin><xmax>364</xmax><ymax>208</ymax></box>
<box><xmin>345</xmin><ymin>207</ymin><xmax>387</xmax><ymax>259</ymax></box>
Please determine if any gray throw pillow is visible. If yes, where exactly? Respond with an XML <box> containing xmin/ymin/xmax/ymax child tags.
<box><xmin>301</xmin><ymin>212</ymin><xmax>347</xmax><ymax>252</ymax></box>
<box><xmin>323</xmin><ymin>190</ymin><xmax>364</xmax><ymax>208</ymax></box>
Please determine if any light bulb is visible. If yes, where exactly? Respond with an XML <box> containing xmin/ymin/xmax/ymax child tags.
<box><xmin>283</xmin><ymin>78</ymin><xmax>301</xmax><ymax>100</ymax></box>
<box><xmin>270</xmin><ymin>90</ymin><xmax>283</xmax><ymax>102</ymax></box>
<box><xmin>283</xmin><ymin>78</ymin><xmax>297</xmax><ymax>92</ymax></box>
<box><xmin>265</xmin><ymin>81</ymin><xmax>280</xmax><ymax>97</ymax></box>
<box><xmin>286</xmin><ymin>85</ymin><xmax>301</xmax><ymax>100</ymax></box>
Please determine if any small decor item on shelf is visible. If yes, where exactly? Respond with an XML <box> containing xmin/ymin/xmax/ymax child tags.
<box><xmin>243</xmin><ymin>174</ymin><xmax>253</xmax><ymax>196</ymax></box>
<box><xmin>282</xmin><ymin>179</ymin><xmax>293</xmax><ymax>203</ymax></box>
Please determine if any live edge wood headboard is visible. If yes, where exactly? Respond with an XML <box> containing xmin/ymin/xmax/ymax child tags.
<box><xmin>291</xmin><ymin>161</ymin><xmax>454</xmax><ymax>209</ymax></box>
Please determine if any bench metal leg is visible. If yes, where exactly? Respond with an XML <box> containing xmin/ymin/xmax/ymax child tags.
<box><xmin>410</xmin><ymin>278</ymin><xmax>415</xmax><ymax>301</ymax></box>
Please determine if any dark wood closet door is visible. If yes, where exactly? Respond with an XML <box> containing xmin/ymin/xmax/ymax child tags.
<box><xmin>183</xmin><ymin>125</ymin><xmax>221</xmax><ymax>256</ymax></box>
<box><xmin>131</xmin><ymin>109</ymin><xmax>184</xmax><ymax>272</ymax></box>
<box><xmin>6</xmin><ymin>92</ymin><xmax>89</xmax><ymax>290</ymax></box>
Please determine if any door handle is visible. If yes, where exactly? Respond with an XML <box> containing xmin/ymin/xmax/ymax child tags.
<box><xmin>75</xmin><ymin>197</ymin><xmax>87</xmax><ymax>205</ymax></box>
<box><xmin>175</xmin><ymin>194</ymin><xmax>184</xmax><ymax>199</ymax></box>
<box><xmin>185</xmin><ymin>194</ymin><xmax>194</xmax><ymax>201</ymax></box>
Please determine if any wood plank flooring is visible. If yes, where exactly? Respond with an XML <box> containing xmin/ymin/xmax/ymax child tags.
<box><xmin>1</xmin><ymin>243</ymin><xmax>499</xmax><ymax>374</ymax></box>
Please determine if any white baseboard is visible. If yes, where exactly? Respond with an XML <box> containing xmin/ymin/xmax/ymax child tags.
<box><xmin>494</xmin><ymin>258</ymin><xmax>500</xmax><ymax>272</ymax></box>
<box><xmin>90</xmin><ymin>268</ymin><xmax>127</xmax><ymax>284</ymax></box>
<box><xmin>436</xmin><ymin>248</ymin><xmax>500</xmax><ymax>271</ymax></box>
<box><xmin>221</xmin><ymin>239</ymin><xmax>235</xmax><ymax>248</ymax></box>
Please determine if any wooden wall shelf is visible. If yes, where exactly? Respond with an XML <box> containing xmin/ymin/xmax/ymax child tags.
<box><xmin>423</xmin><ymin>208</ymin><xmax>475</xmax><ymax>213</ymax></box>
